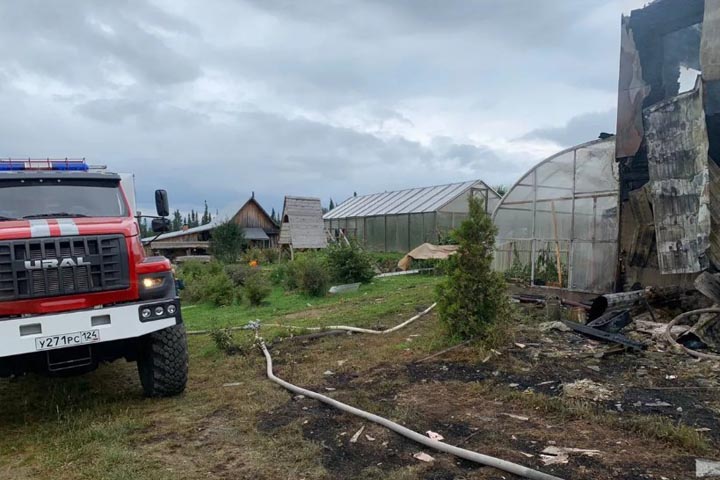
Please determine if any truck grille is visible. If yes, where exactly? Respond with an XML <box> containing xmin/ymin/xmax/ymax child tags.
<box><xmin>0</xmin><ymin>235</ymin><xmax>130</xmax><ymax>302</ymax></box>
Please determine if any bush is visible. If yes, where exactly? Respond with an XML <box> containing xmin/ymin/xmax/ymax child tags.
<box><xmin>209</xmin><ymin>327</ymin><xmax>253</xmax><ymax>355</ymax></box>
<box><xmin>209</xmin><ymin>221</ymin><xmax>246</xmax><ymax>263</ymax></box>
<box><xmin>179</xmin><ymin>261</ymin><xmax>240</xmax><ymax>307</ymax></box>
<box><xmin>326</xmin><ymin>241</ymin><xmax>375</xmax><ymax>284</ymax></box>
<box><xmin>225</xmin><ymin>263</ymin><xmax>251</xmax><ymax>287</ymax></box>
<box><xmin>287</xmin><ymin>253</ymin><xmax>329</xmax><ymax>297</ymax></box>
<box><xmin>244</xmin><ymin>270</ymin><xmax>271</xmax><ymax>306</ymax></box>
<box><xmin>241</xmin><ymin>247</ymin><xmax>264</xmax><ymax>266</ymax></box>
<box><xmin>369</xmin><ymin>252</ymin><xmax>403</xmax><ymax>273</ymax></box>
<box><xmin>436</xmin><ymin>195</ymin><xmax>509</xmax><ymax>340</ymax></box>
<box><xmin>269</xmin><ymin>262</ymin><xmax>290</xmax><ymax>286</ymax></box>
<box><xmin>261</xmin><ymin>248</ymin><xmax>280</xmax><ymax>264</ymax></box>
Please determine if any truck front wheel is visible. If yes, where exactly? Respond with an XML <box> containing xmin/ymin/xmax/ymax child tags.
<box><xmin>137</xmin><ymin>324</ymin><xmax>188</xmax><ymax>397</ymax></box>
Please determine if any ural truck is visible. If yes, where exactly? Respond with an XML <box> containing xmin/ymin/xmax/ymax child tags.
<box><xmin>0</xmin><ymin>159</ymin><xmax>187</xmax><ymax>397</ymax></box>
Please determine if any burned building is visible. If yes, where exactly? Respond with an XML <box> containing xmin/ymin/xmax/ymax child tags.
<box><xmin>616</xmin><ymin>0</ymin><xmax>720</xmax><ymax>290</ymax></box>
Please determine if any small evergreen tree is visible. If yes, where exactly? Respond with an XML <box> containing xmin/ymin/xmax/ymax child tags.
<box><xmin>171</xmin><ymin>209</ymin><xmax>183</xmax><ymax>231</ymax></box>
<box><xmin>436</xmin><ymin>195</ymin><xmax>509</xmax><ymax>340</ymax></box>
<box><xmin>202</xmin><ymin>201</ymin><xmax>210</xmax><ymax>225</ymax></box>
<box><xmin>139</xmin><ymin>217</ymin><xmax>150</xmax><ymax>237</ymax></box>
<box><xmin>329</xmin><ymin>198</ymin><xmax>335</xmax><ymax>210</ymax></box>
<box><xmin>270</xmin><ymin>208</ymin><xmax>276</xmax><ymax>224</ymax></box>
<box><xmin>210</xmin><ymin>221</ymin><xmax>246</xmax><ymax>263</ymax></box>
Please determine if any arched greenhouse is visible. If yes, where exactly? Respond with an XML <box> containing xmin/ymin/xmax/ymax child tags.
<box><xmin>492</xmin><ymin>136</ymin><xmax>619</xmax><ymax>293</ymax></box>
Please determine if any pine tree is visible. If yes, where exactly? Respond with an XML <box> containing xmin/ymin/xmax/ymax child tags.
<box><xmin>270</xmin><ymin>208</ymin><xmax>276</xmax><ymax>223</ymax></box>
<box><xmin>139</xmin><ymin>218</ymin><xmax>150</xmax><ymax>237</ymax></box>
<box><xmin>436</xmin><ymin>195</ymin><xmax>509</xmax><ymax>340</ymax></box>
<box><xmin>202</xmin><ymin>200</ymin><xmax>210</xmax><ymax>225</ymax></box>
<box><xmin>171</xmin><ymin>210</ymin><xmax>183</xmax><ymax>231</ymax></box>
<box><xmin>329</xmin><ymin>198</ymin><xmax>335</xmax><ymax>210</ymax></box>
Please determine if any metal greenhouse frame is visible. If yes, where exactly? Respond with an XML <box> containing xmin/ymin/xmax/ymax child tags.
<box><xmin>492</xmin><ymin>137</ymin><xmax>619</xmax><ymax>293</ymax></box>
<box><xmin>324</xmin><ymin>180</ymin><xmax>500</xmax><ymax>252</ymax></box>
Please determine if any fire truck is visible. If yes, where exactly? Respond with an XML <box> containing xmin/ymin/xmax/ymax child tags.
<box><xmin>0</xmin><ymin>159</ymin><xmax>187</xmax><ymax>397</ymax></box>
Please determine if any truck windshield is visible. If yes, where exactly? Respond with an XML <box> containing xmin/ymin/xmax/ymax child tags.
<box><xmin>0</xmin><ymin>182</ymin><xmax>128</xmax><ymax>220</ymax></box>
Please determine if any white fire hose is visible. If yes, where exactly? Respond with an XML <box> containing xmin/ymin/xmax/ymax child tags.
<box><xmin>250</xmin><ymin>306</ymin><xmax>565</xmax><ymax>480</ymax></box>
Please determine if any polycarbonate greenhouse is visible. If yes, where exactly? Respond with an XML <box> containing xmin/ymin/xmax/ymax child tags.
<box><xmin>324</xmin><ymin>180</ymin><xmax>500</xmax><ymax>252</ymax></box>
<box><xmin>492</xmin><ymin>137</ymin><xmax>619</xmax><ymax>293</ymax></box>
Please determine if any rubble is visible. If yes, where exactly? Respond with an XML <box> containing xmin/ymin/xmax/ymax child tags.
<box><xmin>562</xmin><ymin>379</ymin><xmax>613</xmax><ymax>402</ymax></box>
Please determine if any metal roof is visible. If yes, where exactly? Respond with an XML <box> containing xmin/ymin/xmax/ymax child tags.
<box><xmin>324</xmin><ymin>180</ymin><xmax>495</xmax><ymax>219</ymax></box>
<box><xmin>244</xmin><ymin>227</ymin><xmax>270</xmax><ymax>241</ymax></box>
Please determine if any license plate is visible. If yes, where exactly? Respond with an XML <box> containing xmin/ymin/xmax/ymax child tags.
<box><xmin>35</xmin><ymin>330</ymin><xmax>100</xmax><ymax>351</ymax></box>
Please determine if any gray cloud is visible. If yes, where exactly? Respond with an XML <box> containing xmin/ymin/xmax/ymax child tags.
<box><xmin>521</xmin><ymin>110</ymin><xmax>617</xmax><ymax>147</ymax></box>
<box><xmin>0</xmin><ymin>0</ymin><xmax>642</xmax><ymax>215</ymax></box>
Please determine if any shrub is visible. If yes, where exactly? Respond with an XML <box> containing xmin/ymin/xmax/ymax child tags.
<box><xmin>179</xmin><ymin>261</ymin><xmax>240</xmax><ymax>306</ymax></box>
<box><xmin>209</xmin><ymin>221</ymin><xmax>246</xmax><ymax>263</ymax></box>
<box><xmin>436</xmin><ymin>195</ymin><xmax>509</xmax><ymax>340</ymax></box>
<box><xmin>283</xmin><ymin>260</ymin><xmax>301</xmax><ymax>290</ymax></box>
<box><xmin>261</xmin><ymin>248</ymin><xmax>280</xmax><ymax>264</ymax></box>
<box><xmin>326</xmin><ymin>241</ymin><xmax>375</xmax><ymax>284</ymax></box>
<box><xmin>209</xmin><ymin>327</ymin><xmax>253</xmax><ymax>355</ymax></box>
<box><xmin>244</xmin><ymin>270</ymin><xmax>271</xmax><ymax>306</ymax></box>
<box><xmin>368</xmin><ymin>252</ymin><xmax>403</xmax><ymax>273</ymax></box>
<box><xmin>292</xmin><ymin>253</ymin><xmax>329</xmax><ymax>297</ymax></box>
<box><xmin>241</xmin><ymin>246</ymin><xmax>264</xmax><ymax>266</ymax></box>
<box><xmin>225</xmin><ymin>263</ymin><xmax>251</xmax><ymax>287</ymax></box>
<box><xmin>269</xmin><ymin>262</ymin><xmax>290</xmax><ymax>286</ymax></box>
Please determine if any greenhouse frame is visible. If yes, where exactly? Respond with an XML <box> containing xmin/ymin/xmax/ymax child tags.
<box><xmin>492</xmin><ymin>136</ymin><xmax>619</xmax><ymax>293</ymax></box>
<box><xmin>324</xmin><ymin>180</ymin><xmax>500</xmax><ymax>252</ymax></box>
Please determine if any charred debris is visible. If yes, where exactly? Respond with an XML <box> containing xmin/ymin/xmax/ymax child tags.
<box><xmin>509</xmin><ymin>0</ymin><xmax>720</xmax><ymax>361</ymax></box>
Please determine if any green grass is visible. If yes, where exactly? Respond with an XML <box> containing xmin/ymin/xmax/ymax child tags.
<box><xmin>182</xmin><ymin>273</ymin><xmax>442</xmax><ymax>334</ymax></box>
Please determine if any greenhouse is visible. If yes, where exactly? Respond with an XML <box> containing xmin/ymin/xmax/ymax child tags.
<box><xmin>492</xmin><ymin>136</ymin><xmax>619</xmax><ymax>293</ymax></box>
<box><xmin>324</xmin><ymin>180</ymin><xmax>500</xmax><ymax>252</ymax></box>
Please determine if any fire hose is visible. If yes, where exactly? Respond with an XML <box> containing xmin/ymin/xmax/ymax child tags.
<box><xmin>255</xmin><ymin>333</ymin><xmax>563</xmax><ymax>480</ymax></box>
<box><xmin>243</xmin><ymin>305</ymin><xmax>565</xmax><ymax>480</ymax></box>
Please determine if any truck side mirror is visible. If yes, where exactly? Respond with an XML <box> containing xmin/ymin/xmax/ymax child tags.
<box><xmin>151</xmin><ymin>217</ymin><xmax>171</xmax><ymax>233</ymax></box>
<box><xmin>155</xmin><ymin>190</ymin><xmax>170</xmax><ymax>217</ymax></box>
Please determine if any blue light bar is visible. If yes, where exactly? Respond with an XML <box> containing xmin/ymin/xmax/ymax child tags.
<box><xmin>0</xmin><ymin>162</ymin><xmax>24</xmax><ymax>171</ymax></box>
<box><xmin>51</xmin><ymin>161</ymin><xmax>89</xmax><ymax>171</ymax></box>
<box><xmin>0</xmin><ymin>159</ymin><xmax>89</xmax><ymax>171</ymax></box>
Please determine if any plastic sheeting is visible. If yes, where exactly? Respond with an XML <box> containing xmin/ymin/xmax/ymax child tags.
<box><xmin>397</xmin><ymin>243</ymin><xmax>459</xmax><ymax>270</ymax></box>
<box><xmin>492</xmin><ymin>137</ymin><xmax>619</xmax><ymax>293</ymax></box>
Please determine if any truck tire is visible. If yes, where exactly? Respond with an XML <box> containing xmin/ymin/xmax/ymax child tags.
<box><xmin>137</xmin><ymin>324</ymin><xmax>188</xmax><ymax>397</ymax></box>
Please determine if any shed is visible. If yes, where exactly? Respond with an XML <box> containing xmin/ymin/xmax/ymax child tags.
<box><xmin>144</xmin><ymin>194</ymin><xmax>279</xmax><ymax>259</ymax></box>
<box><xmin>279</xmin><ymin>196</ymin><xmax>327</xmax><ymax>250</ymax></box>
<box><xmin>323</xmin><ymin>180</ymin><xmax>500</xmax><ymax>252</ymax></box>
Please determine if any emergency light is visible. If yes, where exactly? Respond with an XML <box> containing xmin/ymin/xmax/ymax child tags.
<box><xmin>0</xmin><ymin>158</ymin><xmax>89</xmax><ymax>171</ymax></box>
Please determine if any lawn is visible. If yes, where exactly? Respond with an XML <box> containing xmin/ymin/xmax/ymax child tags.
<box><xmin>183</xmin><ymin>273</ymin><xmax>443</xmax><ymax>333</ymax></box>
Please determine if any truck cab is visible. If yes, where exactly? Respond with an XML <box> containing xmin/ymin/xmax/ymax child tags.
<box><xmin>0</xmin><ymin>159</ymin><xmax>188</xmax><ymax>397</ymax></box>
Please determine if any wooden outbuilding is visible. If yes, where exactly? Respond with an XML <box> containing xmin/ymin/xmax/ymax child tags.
<box><xmin>279</xmin><ymin>196</ymin><xmax>327</xmax><ymax>254</ymax></box>
<box><xmin>144</xmin><ymin>194</ymin><xmax>279</xmax><ymax>259</ymax></box>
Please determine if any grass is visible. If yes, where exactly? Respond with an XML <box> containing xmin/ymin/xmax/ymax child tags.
<box><xmin>183</xmin><ymin>273</ymin><xmax>442</xmax><ymax>334</ymax></box>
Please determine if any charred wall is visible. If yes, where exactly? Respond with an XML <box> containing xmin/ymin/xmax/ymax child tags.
<box><xmin>616</xmin><ymin>0</ymin><xmax>720</xmax><ymax>290</ymax></box>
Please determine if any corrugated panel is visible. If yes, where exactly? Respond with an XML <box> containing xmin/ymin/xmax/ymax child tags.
<box><xmin>645</xmin><ymin>85</ymin><xmax>711</xmax><ymax>274</ymax></box>
<box><xmin>324</xmin><ymin>180</ymin><xmax>489</xmax><ymax>219</ymax></box>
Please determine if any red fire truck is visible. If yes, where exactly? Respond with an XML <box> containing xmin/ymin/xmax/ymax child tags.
<box><xmin>0</xmin><ymin>159</ymin><xmax>187</xmax><ymax>396</ymax></box>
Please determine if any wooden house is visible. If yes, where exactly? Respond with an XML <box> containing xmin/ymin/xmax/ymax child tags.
<box><xmin>279</xmin><ymin>196</ymin><xmax>327</xmax><ymax>254</ymax></box>
<box><xmin>144</xmin><ymin>194</ymin><xmax>279</xmax><ymax>259</ymax></box>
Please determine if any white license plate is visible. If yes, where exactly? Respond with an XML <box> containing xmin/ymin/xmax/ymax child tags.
<box><xmin>35</xmin><ymin>330</ymin><xmax>100</xmax><ymax>351</ymax></box>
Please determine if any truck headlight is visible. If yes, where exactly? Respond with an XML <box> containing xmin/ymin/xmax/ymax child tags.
<box><xmin>142</xmin><ymin>276</ymin><xmax>165</xmax><ymax>289</ymax></box>
<box><xmin>138</xmin><ymin>272</ymin><xmax>174</xmax><ymax>300</ymax></box>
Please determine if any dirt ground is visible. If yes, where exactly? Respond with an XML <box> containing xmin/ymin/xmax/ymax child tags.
<box><xmin>1</xmin><ymin>300</ymin><xmax>718</xmax><ymax>480</ymax></box>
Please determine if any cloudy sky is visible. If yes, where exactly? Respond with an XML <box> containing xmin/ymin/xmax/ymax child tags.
<box><xmin>0</xmin><ymin>0</ymin><xmax>647</xmax><ymax>217</ymax></box>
